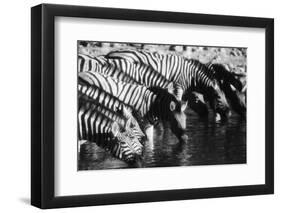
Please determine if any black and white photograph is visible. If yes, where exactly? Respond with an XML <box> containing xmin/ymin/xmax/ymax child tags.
<box><xmin>29</xmin><ymin>2</ymin><xmax>274</xmax><ymax>209</ymax></box>
<box><xmin>77</xmin><ymin>41</ymin><xmax>247</xmax><ymax>170</ymax></box>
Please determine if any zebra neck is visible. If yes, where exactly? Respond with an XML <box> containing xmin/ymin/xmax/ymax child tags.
<box><xmin>180</xmin><ymin>59</ymin><xmax>213</xmax><ymax>92</ymax></box>
<box><xmin>171</xmin><ymin>58</ymin><xmax>189</xmax><ymax>93</ymax></box>
<box><xmin>144</xmin><ymin>92</ymin><xmax>168</xmax><ymax>124</ymax></box>
<box><xmin>177</xmin><ymin>61</ymin><xmax>188</xmax><ymax>92</ymax></box>
<box><xmin>141</xmin><ymin>90</ymin><xmax>156</xmax><ymax>121</ymax></box>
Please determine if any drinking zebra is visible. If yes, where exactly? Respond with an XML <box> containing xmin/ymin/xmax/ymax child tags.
<box><xmin>187</xmin><ymin>63</ymin><xmax>246</xmax><ymax>119</ymax></box>
<box><xmin>78</xmin><ymin>82</ymin><xmax>148</xmax><ymax>136</ymax></box>
<box><xmin>105</xmin><ymin>49</ymin><xmax>230</xmax><ymax>121</ymax></box>
<box><xmin>79</xmin><ymin>93</ymin><xmax>146</xmax><ymax>142</ymax></box>
<box><xmin>78</xmin><ymin>96</ymin><xmax>143</xmax><ymax>163</ymax></box>
<box><xmin>78</xmin><ymin>71</ymin><xmax>188</xmax><ymax>142</ymax></box>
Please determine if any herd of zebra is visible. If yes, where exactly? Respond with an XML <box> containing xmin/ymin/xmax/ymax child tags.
<box><xmin>78</xmin><ymin>48</ymin><xmax>247</xmax><ymax>165</ymax></box>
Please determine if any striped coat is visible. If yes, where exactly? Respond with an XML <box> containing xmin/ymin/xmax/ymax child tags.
<box><xmin>79</xmin><ymin>72</ymin><xmax>187</xmax><ymax>141</ymax></box>
<box><xmin>78</xmin><ymin>87</ymin><xmax>146</xmax><ymax>142</ymax></box>
<box><xmin>78</xmin><ymin>53</ymin><xmax>178</xmax><ymax>98</ymax></box>
<box><xmin>106</xmin><ymin>49</ymin><xmax>230</xmax><ymax>120</ymax></box>
<box><xmin>78</xmin><ymin>97</ymin><xmax>143</xmax><ymax>163</ymax></box>
<box><xmin>205</xmin><ymin>63</ymin><xmax>246</xmax><ymax>118</ymax></box>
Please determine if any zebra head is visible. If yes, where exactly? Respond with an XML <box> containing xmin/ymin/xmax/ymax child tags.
<box><xmin>148</xmin><ymin>87</ymin><xmax>188</xmax><ymax>142</ymax></box>
<box><xmin>210</xmin><ymin>63</ymin><xmax>243</xmax><ymax>92</ymax></box>
<box><xmin>210</xmin><ymin>63</ymin><xmax>246</xmax><ymax>119</ymax></box>
<box><xmin>115</xmin><ymin>105</ymin><xmax>146</xmax><ymax>143</ymax></box>
<box><xmin>111</xmin><ymin>122</ymin><xmax>142</xmax><ymax>163</ymax></box>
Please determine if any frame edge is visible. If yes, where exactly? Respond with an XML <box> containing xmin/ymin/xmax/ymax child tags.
<box><xmin>31</xmin><ymin>3</ymin><xmax>275</xmax><ymax>209</ymax></box>
<box><xmin>265</xmin><ymin>18</ymin><xmax>274</xmax><ymax>194</ymax></box>
<box><xmin>31</xmin><ymin>4</ymin><xmax>43</xmax><ymax>208</ymax></box>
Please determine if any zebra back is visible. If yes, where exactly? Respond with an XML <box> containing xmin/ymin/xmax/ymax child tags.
<box><xmin>103</xmin><ymin>57</ymin><xmax>174</xmax><ymax>89</ymax></box>
<box><xmin>106</xmin><ymin>49</ymin><xmax>184</xmax><ymax>82</ymax></box>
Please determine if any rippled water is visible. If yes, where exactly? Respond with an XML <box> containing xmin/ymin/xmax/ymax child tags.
<box><xmin>78</xmin><ymin>110</ymin><xmax>246</xmax><ymax>170</ymax></box>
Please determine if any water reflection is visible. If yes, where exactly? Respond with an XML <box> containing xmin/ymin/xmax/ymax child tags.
<box><xmin>78</xmin><ymin>110</ymin><xmax>246</xmax><ymax>170</ymax></box>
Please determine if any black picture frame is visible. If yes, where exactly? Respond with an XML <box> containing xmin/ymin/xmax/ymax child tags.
<box><xmin>31</xmin><ymin>3</ymin><xmax>274</xmax><ymax>209</ymax></box>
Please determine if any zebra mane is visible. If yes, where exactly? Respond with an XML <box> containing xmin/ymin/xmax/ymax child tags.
<box><xmin>148</xmin><ymin>86</ymin><xmax>167</xmax><ymax>95</ymax></box>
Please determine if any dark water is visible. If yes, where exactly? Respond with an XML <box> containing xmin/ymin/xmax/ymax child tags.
<box><xmin>78</xmin><ymin>110</ymin><xmax>246</xmax><ymax>170</ymax></box>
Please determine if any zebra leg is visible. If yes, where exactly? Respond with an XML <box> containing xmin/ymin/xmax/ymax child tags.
<box><xmin>145</xmin><ymin>125</ymin><xmax>154</xmax><ymax>142</ymax></box>
<box><xmin>145</xmin><ymin>125</ymin><xmax>154</xmax><ymax>150</ymax></box>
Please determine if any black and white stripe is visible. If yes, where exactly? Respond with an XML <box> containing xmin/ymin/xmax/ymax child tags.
<box><xmin>204</xmin><ymin>63</ymin><xmax>246</xmax><ymax>118</ymax></box>
<box><xmin>106</xmin><ymin>49</ymin><xmax>230</xmax><ymax>120</ymax></box>
<box><xmin>78</xmin><ymin>53</ymin><xmax>179</xmax><ymax>98</ymax></box>
<box><xmin>78</xmin><ymin>54</ymin><xmax>108</xmax><ymax>73</ymax></box>
<box><xmin>78</xmin><ymin>97</ymin><xmax>143</xmax><ymax>163</ymax></box>
<box><xmin>79</xmin><ymin>71</ymin><xmax>187</xmax><ymax>141</ymax></box>
<box><xmin>78</xmin><ymin>85</ymin><xmax>146</xmax><ymax>142</ymax></box>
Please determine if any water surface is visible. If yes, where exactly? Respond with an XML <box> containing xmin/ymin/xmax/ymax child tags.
<box><xmin>78</xmin><ymin>110</ymin><xmax>246</xmax><ymax>170</ymax></box>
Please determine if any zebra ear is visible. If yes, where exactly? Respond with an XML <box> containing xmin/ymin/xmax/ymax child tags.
<box><xmin>111</xmin><ymin>122</ymin><xmax>120</xmax><ymax>137</ymax></box>
<box><xmin>170</xmin><ymin>101</ymin><xmax>176</xmax><ymax>111</ymax></box>
<box><xmin>114</xmin><ymin>105</ymin><xmax>122</xmax><ymax>114</ymax></box>
<box><xmin>230</xmin><ymin>84</ymin><xmax>236</xmax><ymax>91</ymax></box>
<box><xmin>167</xmin><ymin>82</ymin><xmax>175</xmax><ymax>94</ymax></box>
<box><xmin>125</xmin><ymin>118</ymin><xmax>133</xmax><ymax>130</ymax></box>
<box><xmin>229</xmin><ymin>77</ymin><xmax>243</xmax><ymax>92</ymax></box>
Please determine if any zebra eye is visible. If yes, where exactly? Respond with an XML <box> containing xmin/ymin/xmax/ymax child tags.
<box><xmin>170</xmin><ymin>101</ymin><xmax>176</xmax><ymax>111</ymax></box>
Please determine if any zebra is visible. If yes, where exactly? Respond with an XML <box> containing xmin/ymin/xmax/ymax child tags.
<box><xmin>78</xmin><ymin>71</ymin><xmax>188</xmax><ymax>142</ymax></box>
<box><xmin>78</xmin><ymin>53</ymin><xmax>179</xmax><ymax>98</ymax></box>
<box><xmin>78</xmin><ymin>96</ymin><xmax>143</xmax><ymax>163</ymax></box>
<box><xmin>105</xmin><ymin>49</ymin><xmax>230</xmax><ymax>121</ymax></box>
<box><xmin>79</xmin><ymin>93</ymin><xmax>146</xmax><ymax>142</ymax></box>
<box><xmin>78</xmin><ymin>87</ymin><xmax>146</xmax><ymax>142</ymax></box>
<box><xmin>204</xmin><ymin>63</ymin><xmax>246</xmax><ymax>119</ymax></box>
